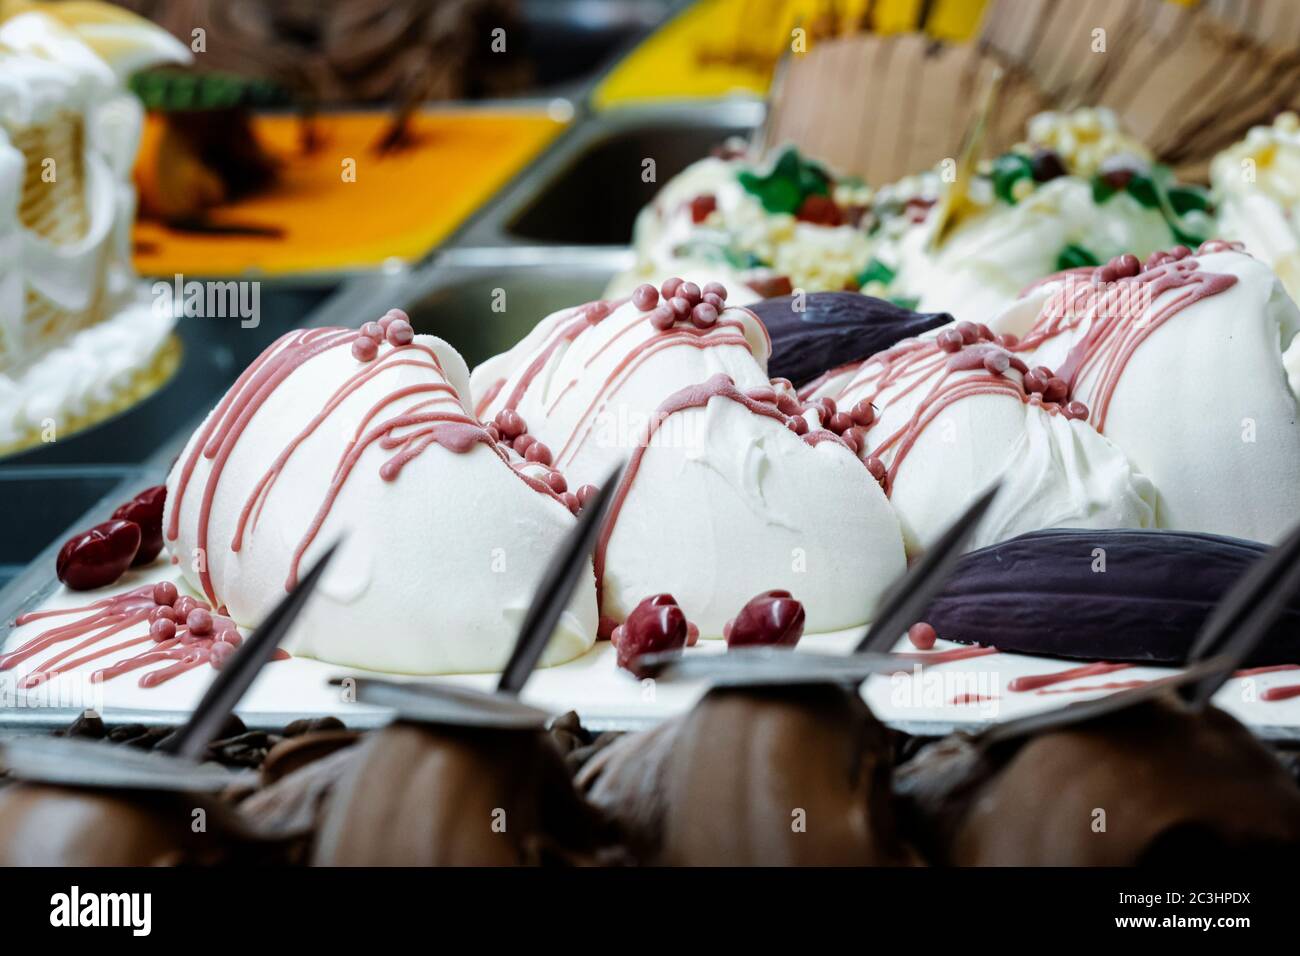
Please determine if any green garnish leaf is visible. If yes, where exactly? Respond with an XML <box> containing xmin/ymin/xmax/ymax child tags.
<box><xmin>738</xmin><ymin>146</ymin><xmax>832</xmax><ymax>215</ymax></box>
<box><xmin>991</xmin><ymin>153</ymin><xmax>1034</xmax><ymax>204</ymax></box>
<box><xmin>1057</xmin><ymin>244</ymin><xmax>1100</xmax><ymax>270</ymax></box>
<box><xmin>856</xmin><ymin>258</ymin><xmax>897</xmax><ymax>287</ymax></box>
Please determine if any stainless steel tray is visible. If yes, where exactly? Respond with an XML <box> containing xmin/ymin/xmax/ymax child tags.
<box><xmin>449</xmin><ymin>98</ymin><xmax>763</xmax><ymax>250</ymax></box>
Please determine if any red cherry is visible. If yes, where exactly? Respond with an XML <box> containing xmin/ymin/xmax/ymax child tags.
<box><xmin>689</xmin><ymin>194</ymin><xmax>717</xmax><ymax>223</ymax></box>
<box><xmin>724</xmin><ymin>590</ymin><xmax>805</xmax><ymax>648</ymax></box>
<box><xmin>112</xmin><ymin>485</ymin><xmax>167</xmax><ymax>565</ymax></box>
<box><xmin>56</xmin><ymin>519</ymin><xmax>141</xmax><ymax>591</ymax></box>
<box><xmin>795</xmin><ymin>194</ymin><xmax>843</xmax><ymax>226</ymax></box>
<box><xmin>614</xmin><ymin>594</ymin><xmax>688</xmax><ymax>671</ymax></box>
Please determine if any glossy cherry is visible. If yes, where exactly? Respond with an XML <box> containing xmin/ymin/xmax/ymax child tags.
<box><xmin>612</xmin><ymin>593</ymin><xmax>688</xmax><ymax>671</ymax></box>
<box><xmin>724</xmin><ymin>589</ymin><xmax>806</xmax><ymax>648</ymax></box>
<box><xmin>56</xmin><ymin>519</ymin><xmax>141</xmax><ymax>591</ymax></box>
<box><xmin>112</xmin><ymin>484</ymin><xmax>167</xmax><ymax>565</ymax></box>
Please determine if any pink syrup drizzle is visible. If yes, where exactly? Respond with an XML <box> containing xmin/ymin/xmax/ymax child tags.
<box><xmin>0</xmin><ymin>586</ymin><xmax>281</xmax><ymax>690</ymax></box>
<box><xmin>808</xmin><ymin>254</ymin><xmax>1238</xmax><ymax>495</ymax></box>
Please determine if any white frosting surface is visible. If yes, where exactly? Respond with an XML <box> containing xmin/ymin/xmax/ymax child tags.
<box><xmin>602</xmin><ymin>394</ymin><xmax>904</xmax><ymax>637</ymax></box>
<box><xmin>165</xmin><ymin>332</ymin><xmax>597</xmax><ymax>675</ymax></box>
<box><xmin>1019</xmin><ymin>250</ymin><xmax>1300</xmax><ymax>543</ymax></box>
<box><xmin>472</xmin><ymin>296</ymin><xmax>773</xmax><ymax>485</ymax></box>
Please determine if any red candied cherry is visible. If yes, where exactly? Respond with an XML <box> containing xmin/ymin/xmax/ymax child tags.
<box><xmin>150</xmin><ymin>617</ymin><xmax>177</xmax><ymax>642</ymax></box>
<box><xmin>849</xmin><ymin>399</ymin><xmax>876</xmax><ymax>428</ymax></box>
<box><xmin>186</xmin><ymin>608</ymin><xmax>213</xmax><ymax>637</ymax></box>
<box><xmin>351</xmin><ymin>335</ymin><xmax>378</xmax><ymax>362</ymax></box>
<box><xmin>113</xmin><ymin>485</ymin><xmax>167</xmax><ymax>565</ymax></box>
<box><xmin>908</xmin><ymin>622</ymin><xmax>937</xmax><ymax>650</ymax></box>
<box><xmin>689</xmin><ymin>194</ymin><xmax>717</xmax><ymax>223</ymax></box>
<box><xmin>724</xmin><ymin>590</ymin><xmax>805</xmax><ymax>648</ymax></box>
<box><xmin>631</xmin><ymin>283</ymin><xmax>659</xmax><ymax>311</ymax></box>
<box><xmin>385</xmin><ymin>318</ymin><xmax>414</xmax><ymax>346</ymax></box>
<box><xmin>795</xmin><ymin>194</ymin><xmax>843</xmax><ymax>226</ymax></box>
<box><xmin>575</xmin><ymin>484</ymin><xmax>599</xmax><ymax>509</ymax></box>
<box><xmin>153</xmin><ymin>580</ymin><xmax>178</xmax><ymax>607</ymax></box>
<box><xmin>494</xmin><ymin>408</ymin><xmax>526</xmax><ymax>440</ymax></box>
<box><xmin>612</xmin><ymin>594</ymin><xmax>689</xmax><ymax>671</ymax></box>
<box><xmin>690</xmin><ymin>303</ymin><xmax>718</xmax><ymax>328</ymax></box>
<box><xmin>56</xmin><ymin>519</ymin><xmax>141</xmax><ymax>591</ymax></box>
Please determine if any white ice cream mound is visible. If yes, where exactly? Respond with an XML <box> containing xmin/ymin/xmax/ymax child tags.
<box><xmin>999</xmin><ymin>244</ymin><xmax>1300</xmax><ymax>544</ymax></box>
<box><xmin>615</xmin><ymin>148</ymin><xmax>875</xmax><ymax>299</ymax></box>
<box><xmin>473</xmin><ymin>278</ymin><xmax>906</xmax><ymax>638</ymax></box>
<box><xmin>0</xmin><ymin>7</ymin><xmax>189</xmax><ymax>451</ymax></box>
<box><xmin>164</xmin><ymin>314</ymin><xmax>597</xmax><ymax>675</ymax></box>
<box><xmin>802</xmin><ymin>320</ymin><xmax>1157</xmax><ymax>558</ymax></box>
<box><xmin>1211</xmin><ymin>112</ymin><xmax>1300</xmax><ymax>303</ymax></box>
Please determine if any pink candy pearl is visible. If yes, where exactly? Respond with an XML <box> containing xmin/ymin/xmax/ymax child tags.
<box><xmin>908</xmin><ymin>622</ymin><xmax>937</xmax><ymax>650</ymax></box>
<box><xmin>525</xmin><ymin>442</ymin><xmax>553</xmax><ymax>466</ymax></box>
<box><xmin>702</xmin><ymin>281</ymin><xmax>728</xmax><ymax>300</ymax></box>
<box><xmin>150</xmin><ymin>618</ymin><xmax>176</xmax><ymax>642</ymax></box>
<box><xmin>648</xmin><ymin>306</ymin><xmax>676</xmax><ymax>331</ymax></box>
<box><xmin>352</xmin><ymin>336</ymin><xmax>379</xmax><ymax>362</ymax></box>
<box><xmin>787</xmin><ymin>415</ymin><xmax>809</xmax><ymax>436</ymax></box>
<box><xmin>153</xmin><ymin>581</ymin><xmax>178</xmax><ymax>606</ymax></box>
<box><xmin>513</xmin><ymin>433</ymin><xmax>536</xmax><ymax>456</ymax></box>
<box><xmin>560</xmin><ymin>491</ymin><xmax>580</xmax><ymax>513</ymax></box>
<box><xmin>679</xmin><ymin>281</ymin><xmax>702</xmax><ymax>305</ymax></box>
<box><xmin>827</xmin><ymin>412</ymin><xmax>854</xmax><ymax>434</ymax></box>
<box><xmin>544</xmin><ymin>470</ymin><xmax>567</xmax><ymax>494</ymax></box>
<box><xmin>937</xmin><ymin>329</ymin><xmax>963</xmax><ymax>353</ymax></box>
<box><xmin>850</xmin><ymin>400</ymin><xmax>875</xmax><ymax>427</ymax></box>
<box><xmin>690</xmin><ymin>303</ymin><xmax>718</xmax><ymax>328</ymax></box>
<box><xmin>983</xmin><ymin>351</ymin><xmax>1011</xmax><ymax>375</ymax></box>
<box><xmin>495</xmin><ymin>408</ymin><xmax>526</xmax><ymax>440</ymax></box>
<box><xmin>149</xmin><ymin>605</ymin><xmax>176</xmax><ymax>625</ymax></box>
<box><xmin>660</xmin><ymin>277</ymin><xmax>684</xmax><ymax>299</ymax></box>
<box><xmin>669</xmin><ymin>296</ymin><xmax>692</xmax><ymax>318</ymax></box>
<box><xmin>173</xmin><ymin>595</ymin><xmax>199</xmax><ymax>619</ymax></box>
<box><xmin>186</xmin><ymin>608</ymin><xmax>213</xmax><ymax>636</ymax></box>
<box><xmin>632</xmin><ymin>283</ymin><xmax>659</xmax><ymax>311</ymax></box>
<box><xmin>361</xmin><ymin>321</ymin><xmax>384</xmax><ymax>341</ymax></box>
<box><xmin>575</xmin><ymin>484</ymin><xmax>599</xmax><ymax>508</ymax></box>
<box><xmin>955</xmin><ymin>322</ymin><xmax>979</xmax><ymax>344</ymax></box>
<box><xmin>385</xmin><ymin>319</ymin><xmax>414</xmax><ymax>346</ymax></box>
<box><xmin>1064</xmin><ymin>400</ymin><xmax>1090</xmax><ymax>421</ymax></box>
<box><xmin>209</xmin><ymin>641</ymin><xmax>235</xmax><ymax>670</ymax></box>
<box><xmin>866</xmin><ymin>456</ymin><xmax>887</xmax><ymax>482</ymax></box>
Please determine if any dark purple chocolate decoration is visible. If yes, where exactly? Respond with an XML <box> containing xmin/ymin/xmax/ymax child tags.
<box><xmin>922</xmin><ymin>528</ymin><xmax>1300</xmax><ymax>666</ymax></box>
<box><xmin>749</xmin><ymin>292</ymin><xmax>951</xmax><ymax>387</ymax></box>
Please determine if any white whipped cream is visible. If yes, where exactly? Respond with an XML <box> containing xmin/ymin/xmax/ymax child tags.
<box><xmin>881</xmin><ymin>177</ymin><xmax>1175</xmax><ymax>324</ymax></box>
<box><xmin>1211</xmin><ymin>113</ymin><xmax>1300</xmax><ymax>302</ymax></box>
<box><xmin>806</xmin><ymin>342</ymin><xmax>1156</xmax><ymax>556</ymax></box>
<box><xmin>165</xmin><ymin>332</ymin><xmax>598</xmax><ymax>674</ymax></box>
<box><xmin>472</xmin><ymin>296</ymin><xmax>773</xmax><ymax>485</ymax></box>
<box><xmin>1018</xmin><ymin>250</ymin><xmax>1300</xmax><ymax>543</ymax></box>
<box><xmin>601</xmin><ymin>393</ymin><xmax>905</xmax><ymax>637</ymax></box>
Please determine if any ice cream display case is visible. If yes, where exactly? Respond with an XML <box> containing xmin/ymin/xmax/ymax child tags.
<box><xmin>3</xmin><ymin>0</ymin><xmax>1300</xmax><ymax>884</ymax></box>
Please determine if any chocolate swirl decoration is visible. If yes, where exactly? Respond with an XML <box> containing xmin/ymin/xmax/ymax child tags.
<box><xmin>116</xmin><ymin>0</ymin><xmax>532</xmax><ymax>104</ymax></box>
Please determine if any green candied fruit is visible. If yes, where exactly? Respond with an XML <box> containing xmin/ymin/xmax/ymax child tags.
<box><xmin>856</xmin><ymin>258</ymin><xmax>897</xmax><ymax>288</ymax></box>
<box><xmin>738</xmin><ymin>146</ymin><xmax>832</xmax><ymax>215</ymax></box>
<box><xmin>1168</xmin><ymin>184</ymin><xmax>1211</xmax><ymax>215</ymax></box>
<box><xmin>1057</xmin><ymin>244</ymin><xmax>1100</xmax><ymax>270</ymax></box>
<box><xmin>990</xmin><ymin>153</ymin><xmax>1034</xmax><ymax>204</ymax></box>
<box><xmin>888</xmin><ymin>295</ymin><xmax>920</xmax><ymax>310</ymax></box>
<box><xmin>1125</xmin><ymin>171</ymin><xmax>1159</xmax><ymax>209</ymax></box>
